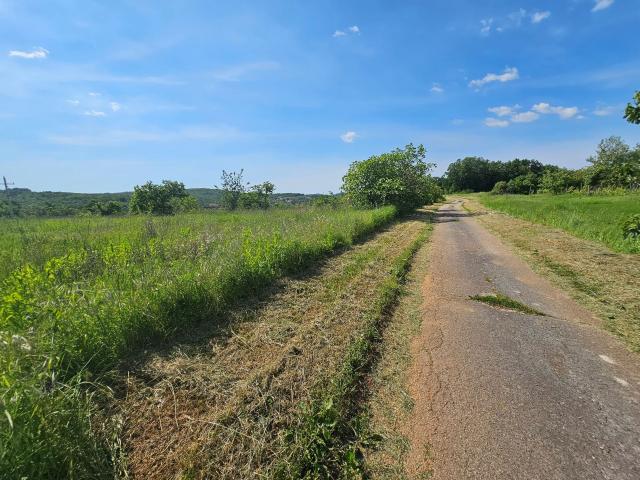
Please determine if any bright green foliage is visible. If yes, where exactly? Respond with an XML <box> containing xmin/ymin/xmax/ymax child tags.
<box><xmin>239</xmin><ymin>181</ymin><xmax>275</xmax><ymax>209</ymax></box>
<box><xmin>342</xmin><ymin>143</ymin><xmax>442</xmax><ymax>211</ymax></box>
<box><xmin>538</xmin><ymin>168</ymin><xmax>585</xmax><ymax>194</ymax></box>
<box><xmin>624</xmin><ymin>90</ymin><xmax>640</xmax><ymax>125</ymax></box>
<box><xmin>477</xmin><ymin>192</ymin><xmax>640</xmax><ymax>253</ymax></box>
<box><xmin>129</xmin><ymin>180</ymin><xmax>197</xmax><ymax>215</ymax></box>
<box><xmin>0</xmin><ymin>206</ymin><xmax>397</xmax><ymax>478</ymax></box>
<box><xmin>444</xmin><ymin>157</ymin><xmax>544</xmax><ymax>192</ymax></box>
<box><xmin>219</xmin><ymin>169</ymin><xmax>246</xmax><ymax>210</ymax></box>
<box><xmin>623</xmin><ymin>214</ymin><xmax>640</xmax><ymax>239</ymax></box>
<box><xmin>585</xmin><ymin>136</ymin><xmax>640</xmax><ymax>189</ymax></box>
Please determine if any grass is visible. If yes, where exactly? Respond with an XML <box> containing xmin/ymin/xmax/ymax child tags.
<box><xmin>469</xmin><ymin>293</ymin><xmax>545</xmax><ymax>316</ymax></box>
<box><xmin>0</xmin><ymin>205</ymin><xmax>397</xmax><ymax>478</ymax></box>
<box><xmin>475</xmin><ymin>192</ymin><xmax>640</xmax><ymax>253</ymax></box>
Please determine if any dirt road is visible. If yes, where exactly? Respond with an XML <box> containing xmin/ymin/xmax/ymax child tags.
<box><xmin>405</xmin><ymin>200</ymin><xmax>640</xmax><ymax>479</ymax></box>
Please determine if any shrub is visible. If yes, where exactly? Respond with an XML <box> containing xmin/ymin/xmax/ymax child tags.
<box><xmin>342</xmin><ymin>143</ymin><xmax>442</xmax><ymax>211</ymax></box>
<box><xmin>491</xmin><ymin>181</ymin><xmax>508</xmax><ymax>195</ymax></box>
<box><xmin>129</xmin><ymin>180</ymin><xmax>195</xmax><ymax>215</ymax></box>
<box><xmin>622</xmin><ymin>214</ymin><xmax>640</xmax><ymax>239</ymax></box>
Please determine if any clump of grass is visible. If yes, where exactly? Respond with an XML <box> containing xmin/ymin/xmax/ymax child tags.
<box><xmin>474</xmin><ymin>192</ymin><xmax>640</xmax><ymax>254</ymax></box>
<box><xmin>470</xmin><ymin>293</ymin><xmax>545</xmax><ymax>316</ymax></box>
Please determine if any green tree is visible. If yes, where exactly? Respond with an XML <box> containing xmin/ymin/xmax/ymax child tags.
<box><xmin>624</xmin><ymin>90</ymin><xmax>640</xmax><ymax>125</ymax></box>
<box><xmin>239</xmin><ymin>181</ymin><xmax>275</xmax><ymax>209</ymax></box>
<box><xmin>129</xmin><ymin>180</ymin><xmax>193</xmax><ymax>215</ymax></box>
<box><xmin>218</xmin><ymin>170</ymin><xmax>246</xmax><ymax>210</ymax></box>
<box><xmin>585</xmin><ymin>136</ymin><xmax>640</xmax><ymax>189</ymax></box>
<box><xmin>342</xmin><ymin>143</ymin><xmax>442</xmax><ymax>211</ymax></box>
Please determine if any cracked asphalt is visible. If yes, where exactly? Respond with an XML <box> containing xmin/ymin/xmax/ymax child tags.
<box><xmin>404</xmin><ymin>200</ymin><xmax>640</xmax><ymax>480</ymax></box>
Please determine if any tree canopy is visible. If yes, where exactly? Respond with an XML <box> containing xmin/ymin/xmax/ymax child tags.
<box><xmin>341</xmin><ymin>143</ymin><xmax>442</xmax><ymax>211</ymax></box>
<box><xmin>624</xmin><ymin>90</ymin><xmax>640</xmax><ymax>125</ymax></box>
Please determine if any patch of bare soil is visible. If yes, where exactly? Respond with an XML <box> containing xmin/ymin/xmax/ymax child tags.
<box><xmin>462</xmin><ymin>196</ymin><xmax>640</xmax><ymax>352</ymax></box>
<box><xmin>118</xmin><ymin>215</ymin><xmax>431</xmax><ymax>479</ymax></box>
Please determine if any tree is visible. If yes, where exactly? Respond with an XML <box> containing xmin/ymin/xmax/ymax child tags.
<box><xmin>238</xmin><ymin>181</ymin><xmax>275</xmax><ymax>209</ymax></box>
<box><xmin>443</xmin><ymin>157</ymin><xmax>503</xmax><ymax>192</ymax></box>
<box><xmin>624</xmin><ymin>90</ymin><xmax>640</xmax><ymax>125</ymax></box>
<box><xmin>129</xmin><ymin>180</ymin><xmax>194</xmax><ymax>215</ymax></box>
<box><xmin>342</xmin><ymin>143</ymin><xmax>442</xmax><ymax>211</ymax></box>
<box><xmin>218</xmin><ymin>170</ymin><xmax>246</xmax><ymax>210</ymax></box>
<box><xmin>586</xmin><ymin>136</ymin><xmax>640</xmax><ymax>189</ymax></box>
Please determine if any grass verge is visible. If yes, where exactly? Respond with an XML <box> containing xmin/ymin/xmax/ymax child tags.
<box><xmin>278</xmin><ymin>219</ymin><xmax>432</xmax><ymax>479</ymax></box>
<box><xmin>469</xmin><ymin>293</ymin><xmax>545</xmax><ymax>316</ymax></box>
<box><xmin>474</xmin><ymin>192</ymin><xmax>640</xmax><ymax>254</ymax></box>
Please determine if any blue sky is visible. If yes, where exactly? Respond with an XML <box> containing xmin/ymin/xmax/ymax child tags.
<box><xmin>1</xmin><ymin>0</ymin><xmax>639</xmax><ymax>193</ymax></box>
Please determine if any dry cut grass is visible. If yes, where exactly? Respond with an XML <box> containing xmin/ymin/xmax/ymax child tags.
<box><xmin>118</xmin><ymin>213</ymin><xmax>433</xmax><ymax>478</ymax></box>
<box><xmin>462</xmin><ymin>196</ymin><xmax>640</xmax><ymax>352</ymax></box>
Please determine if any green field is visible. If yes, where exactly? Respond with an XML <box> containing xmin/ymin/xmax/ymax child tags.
<box><xmin>0</xmin><ymin>206</ymin><xmax>396</xmax><ymax>478</ymax></box>
<box><xmin>476</xmin><ymin>193</ymin><xmax>640</xmax><ymax>254</ymax></box>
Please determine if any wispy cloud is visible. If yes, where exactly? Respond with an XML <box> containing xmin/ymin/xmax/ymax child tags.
<box><xmin>593</xmin><ymin>105</ymin><xmax>617</xmax><ymax>116</ymax></box>
<box><xmin>88</xmin><ymin>92</ymin><xmax>101</xmax><ymax>96</ymax></box>
<box><xmin>66</xmin><ymin>99</ymin><xmax>80</xmax><ymax>106</ymax></box>
<box><xmin>592</xmin><ymin>0</ymin><xmax>614</xmax><ymax>12</ymax></box>
<box><xmin>484</xmin><ymin>118</ymin><xmax>509</xmax><ymax>128</ymax></box>
<box><xmin>334</xmin><ymin>25</ymin><xmax>360</xmax><ymax>38</ymax></box>
<box><xmin>488</xmin><ymin>105</ymin><xmax>517</xmax><ymax>117</ymax></box>
<box><xmin>211</xmin><ymin>61</ymin><xmax>279</xmax><ymax>82</ymax></box>
<box><xmin>532</xmin><ymin>102</ymin><xmax>579</xmax><ymax>119</ymax></box>
<box><xmin>8</xmin><ymin>47</ymin><xmax>49</xmax><ymax>59</ymax></box>
<box><xmin>469</xmin><ymin>67</ymin><xmax>519</xmax><ymax>88</ymax></box>
<box><xmin>110</xmin><ymin>102</ymin><xmax>121</xmax><ymax>112</ymax></box>
<box><xmin>511</xmin><ymin>111</ymin><xmax>539</xmax><ymax>123</ymax></box>
<box><xmin>83</xmin><ymin>110</ymin><xmax>106</xmax><ymax>117</ymax></box>
<box><xmin>47</xmin><ymin>126</ymin><xmax>244</xmax><ymax>146</ymax></box>
<box><xmin>531</xmin><ymin>11</ymin><xmax>551</xmax><ymax>23</ymax></box>
<box><xmin>340</xmin><ymin>131</ymin><xmax>357</xmax><ymax>143</ymax></box>
<box><xmin>480</xmin><ymin>18</ymin><xmax>493</xmax><ymax>35</ymax></box>
<box><xmin>430</xmin><ymin>83</ymin><xmax>444</xmax><ymax>93</ymax></box>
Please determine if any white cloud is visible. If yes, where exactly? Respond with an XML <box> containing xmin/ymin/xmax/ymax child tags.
<box><xmin>110</xmin><ymin>102</ymin><xmax>121</xmax><ymax>112</ymax></box>
<box><xmin>488</xmin><ymin>105</ymin><xmax>517</xmax><ymax>117</ymax></box>
<box><xmin>8</xmin><ymin>47</ymin><xmax>49</xmax><ymax>59</ymax></box>
<box><xmin>531</xmin><ymin>11</ymin><xmax>551</xmax><ymax>23</ymax></box>
<box><xmin>84</xmin><ymin>110</ymin><xmax>106</xmax><ymax>117</ymax></box>
<box><xmin>480</xmin><ymin>18</ymin><xmax>493</xmax><ymax>35</ymax></box>
<box><xmin>532</xmin><ymin>102</ymin><xmax>579</xmax><ymax>119</ymax></box>
<box><xmin>593</xmin><ymin>106</ymin><xmax>616</xmax><ymax>116</ymax></box>
<box><xmin>340</xmin><ymin>131</ymin><xmax>357</xmax><ymax>143</ymax></box>
<box><xmin>592</xmin><ymin>0</ymin><xmax>614</xmax><ymax>12</ymax></box>
<box><xmin>469</xmin><ymin>67</ymin><xmax>519</xmax><ymax>88</ymax></box>
<box><xmin>507</xmin><ymin>8</ymin><xmax>527</xmax><ymax>27</ymax></box>
<box><xmin>66</xmin><ymin>99</ymin><xmax>80</xmax><ymax>106</ymax></box>
<box><xmin>484</xmin><ymin>118</ymin><xmax>509</xmax><ymax>128</ymax></box>
<box><xmin>88</xmin><ymin>92</ymin><xmax>101</xmax><ymax>97</ymax></box>
<box><xmin>334</xmin><ymin>26</ymin><xmax>360</xmax><ymax>38</ymax></box>
<box><xmin>430</xmin><ymin>83</ymin><xmax>444</xmax><ymax>93</ymax></box>
<box><xmin>511</xmin><ymin>111</ymin><xmax>540</xmax><ymax>123</ymax></box>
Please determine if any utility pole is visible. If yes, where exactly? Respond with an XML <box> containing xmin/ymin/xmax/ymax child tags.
<box><xmin>3</xmin><ymin>176</ymin><xmax>14</xmax><ymax>191</ymax></box>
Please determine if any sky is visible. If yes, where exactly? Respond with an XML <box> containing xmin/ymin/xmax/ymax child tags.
<box><xmin>1</xmin><ymin>0</ymin><xmax>639</xmax><ymax>193</ymax></box>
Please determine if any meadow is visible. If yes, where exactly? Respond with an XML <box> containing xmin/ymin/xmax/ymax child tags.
<box><xmin>476</xmin><ymin>192</ymin><xmax>640</xmax><ymax>254</ymax></box>
<box><xmin>0</xmin><ymin>206</ymin><xmax>397</xmax><ymax>478</ymax></box>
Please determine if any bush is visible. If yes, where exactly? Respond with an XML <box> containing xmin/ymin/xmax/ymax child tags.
<box><xmin>342</xmin><ymin>143</ymin><xmax>442</xmax><ymax>211</ymax></box>
<box><xmin>623</xmin><ymin>214</ymin><xmax>640</xmax><ymax>239</ymax></box>
<box><xmin>129</xmin><ymin>180</ymin><xmax>196</xmax><ymax>215</ymax></box>
<box><xmin>491</xmin><ymin>181</ymin><xmax>508</xmax><ymax>195</ymax></box>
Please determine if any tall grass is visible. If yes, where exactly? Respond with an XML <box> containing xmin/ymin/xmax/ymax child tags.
<box><xmin>476</xmin><ymin>192</ymin><xmax>640</xmax><ymax>253</ymax></box>
<box><xmin>0</xmin><ymin>206</ymin><xmax>396</xmax><ymax>478</ymax></box>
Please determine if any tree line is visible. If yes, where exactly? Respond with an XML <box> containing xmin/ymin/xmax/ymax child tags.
<box><xmin>440</xmin><ymin>136</ymin><xmax>640</xmax><ymax>195</ymax></box>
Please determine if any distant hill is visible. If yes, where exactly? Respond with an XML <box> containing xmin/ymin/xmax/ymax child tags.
<box><xmin>0</xmin><ymin>188</ymin><xmax>322</xmax><ymax>217</ymax></box>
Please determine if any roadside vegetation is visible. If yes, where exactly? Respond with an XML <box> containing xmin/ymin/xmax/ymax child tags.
<box><xmin>1</xmin><ymin>144</ymin><xmax>441</xmax><ymax>478</ymax></box>
<box><xmin>475</xmin><ymin>192</ymin><xmax>640</xmax><ymax>254</ymax></box>
<box><xmin>469</xmin><ymin>293</ymin><xmax>545</xmax><ymax>316</ymax></box>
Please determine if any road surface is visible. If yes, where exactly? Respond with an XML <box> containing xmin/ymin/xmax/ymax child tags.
<box><xmin>405</xmin><ymin>200</ymin><xmax>640</xmax><ymax>480</ymax></box>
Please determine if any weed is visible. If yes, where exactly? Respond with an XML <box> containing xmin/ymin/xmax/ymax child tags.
<box><xmin>470</xmin><ymin>293</ymin><xmax>545</xmax><ymax>316</ymax></box>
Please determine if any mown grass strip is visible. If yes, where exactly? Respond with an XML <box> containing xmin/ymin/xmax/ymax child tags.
<box><xmin>278</xmin><ymin>223</ymin><xmax>432</xmax><ymax>479</ymax></box>
<box><xmin>470</xmin><ymin>293</ymin><xmax>545</xmax><ymax>316</ymax></box>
